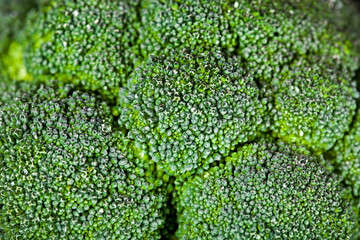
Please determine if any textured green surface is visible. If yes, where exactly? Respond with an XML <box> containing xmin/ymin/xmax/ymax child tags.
<box><xmin>174</xmin><ymin>141</ymin><xmax>354</xmax><ymax>239</ymax></box>
<box><xmin>21</xmin><ymin>0</ymin><xmax>141</xmax><ymax>100</ymax></box>
<box><xmin>327</xmin><ymin>108</ymin><xmax>360</xmax><ymax>238</ymax></box>
<box><xmin>227</xmin><ymin>0</ymin><xmax>359</xmax><ymax>153</ymax></box>
<box><xmin>270</xmin><ymin>60</ymin><xmax>358</xmax><ymax>153</ymax></box>
<box><xmin>140</xmin><ymin>0</ymin><xmax>360</xmax><ymax>153</ymax></box>
<box><xmin>118</xmin><ymin>49</ymin><xmax>269</xmax><ymax>176</ymax></box>
<box><xmin>1</xmin><ymin>0</ymin><xmax>360</xmax><ymax>239</ymax></box>
<box><xmin>0</xmin><ymin>82</ymin><xmax>167</xmax><ymax>239</ymax></box>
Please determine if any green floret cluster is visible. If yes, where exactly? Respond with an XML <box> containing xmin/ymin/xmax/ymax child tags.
<box><xmin>227</xmin><ymin>0</ymin><xmax>359</xmax><ymax>153</ymax></box>
<box><xmin>1</xmin><ymin>0</ymin><xmax>360</xmax><ymax>239</ymax></box>
<box><xmin>174</xmin><ymin>141</ymin><xmax>353</xmax><ymax>239</ymax></box>
<box><xmin>21</xmin><ymin>0</ymin><xmax>141</xmax><ymax>100</ymax></box>
<box><xmin>139</xmin><ymin>0</ymin><xmax>235</xmax><ymax>56</ymax></box>
<box><xmin>327</xmin><ymin>107</ymin><xmax>360</xmax><ymax>238</ymax></box>
<box><xmin>330</xmin><ymin>110</ymin><xmax>360</xmax><ymax>198</ymax></box>
<box><xmin>140</xmin><ymin>0</ymin><xmax>360</xmax><ymax>153</ymax></box>
<box><xmin>271</xmin><ymin>59</ymin><xmax>358</xmax><ymax>153</ymax></box>
<box><xmin>117</xmin><ymin>49</ymin><xmax>269</xmax><ymax>175</ymax></box>
<box><xmin>13</xmin><ymin>0</ymin><xmax>359</xmax><ymax>152</ymax></box>
<box><xmin>228</xmin><ymin>0</ymin><xmax>359</xmax><ymax>84</ymax></box>
<box><xmin>0</xmin><ymin>0</ymin><xmax>36</xmax><ymax>53</ymax></box>
<box><xmin>0</xmin><ymin>82</ymin><xmax>168</xmax><ymax>239</ymax></box>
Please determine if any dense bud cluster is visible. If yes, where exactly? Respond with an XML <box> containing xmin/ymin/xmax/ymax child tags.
<box><xmin>227</xmin><ymin>0</ymin><xmax>359</xmax><ymax>153</ymax></box>
<box><xmin>0</xmin><ymin>0</ymin><xmax>36</xmax><ymax>52</ymax></box>
<box><xmin>174</xmin><ymin>141</ymin><xmax>353</xmax><ymax>239</ymax></box>
<box><xmin>137</xmin><ymin>0</ymin><xmax>360</xmax><ymax>153</ymax></box>
<box><xmin>0</xmin><ymin>82</ymin><xmax>167</xmax><ymax>240</ymax></box>
<box><xmin>22</xmin><ymin>0</ymin><xmax>141</xmax><ymax>100</ymax></box>
<box><xmin>229</xmin><ymin>0</ymin><xmax>359</xmax><ymax>84</ymax></box>
<box><xmin>271</xmin><ymin>60</ymin><xmax>358</xmax><ymax>153</ymax></box>
<box><xmin>1</xmin><ymin>0</ymin><xmax>360</xmax><ymax>239</ymax></box>
<box><xmin>118</xmin><ymin>49</ymin><xmax>269</xmax><ymax>175</ymax></box>
<box><xmin>327</xmin><ymin>108</ymin><xmax>360</xmax><ymax>238</ymax></box>
<box><xmin>140</xmin><ymin>0</ymin><xmax>235</xmax><ymax>56</ymax></box>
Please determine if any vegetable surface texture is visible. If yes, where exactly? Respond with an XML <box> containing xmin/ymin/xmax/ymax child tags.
<box><xmin>1</xmin><ymin>0</ymin><xmax>360</xmax><ymax>239</ymax></box>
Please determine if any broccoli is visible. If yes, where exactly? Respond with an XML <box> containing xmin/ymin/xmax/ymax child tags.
<box><xmin>226</xmin><ymin>0</ymin><xmax>360</xmax><ymax>153</ymax></box>
<box><xmin>117</xmin><ymin>49</ymin><xmax>269</xmax><ymax>176</ymax></box>
<box><xmin>17</xmin><ymin>0</ymin><xmax>360</xmax><ymax>153</ymax></box>
<box><xmin>48</xmin><ymin>0</ymin><xmax>360</xmax><ymax>151</ymax></box>
<box><xmin>326</xmin><ymin>106</ymin><xmax>360</xmax><ymax>238</ymax></box>
<box><xmin>0</xmin><ymin>81</ymin><xmax>168</xmax><ymax>239</ymax></box>
<box><xmin>140</xmin><ymin>0</ymin><xmax>360</xmax><ymax>153</ymax></box>
<box><xmin>141</xmin><ymin>0</ymin><xmax>359</xmax><ymax>80</ymax></box>
<box><xmin>20</xmin><ymin>0</ymin><xmax>141</xmax><ymax>100</ymax></box>
<box><xmin>0</xmin><ymin>0</ymin><xmax>36</xmax><ymax>53</ymax></box>
<box><xmin>1</xmin><ymin>0</ymin><xmax>360</xmax><ymax>239</ymax></box>
<box><xmin>174</xmin><ymin>141</ymin><xmax>353</xmax><ymax>239</ymax></box>
<box><xmin>139</xmin><ymin>0</ymin><xmax>235</xmax><ymax>57</ymax></box>
<box><xmin>270</xmin><ymin>59</ymin><xmax>358</xmax><ymax>153</ymax></box>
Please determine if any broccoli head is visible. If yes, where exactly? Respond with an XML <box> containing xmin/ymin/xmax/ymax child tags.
<box><xmin>174</xmin><ymin>141</ymin><xmax>354</xmax><ymax>239</ymax></box>
<box><xmin>227</xmin><ymin>0</ymin><xmax>359</xmax><ymax>85</ymax></box>
<box><xmin>21</xmin><ymin>0</ymin><xmax>141</xmax><ymax>100</ymax></box>
<box><xmin>18</xmin><ymin>0</ymin><xmax>360</xmax><ymax>154</ymax></box>
<box><xmin>141</xmin><ymin>0</ymin><xmax>359</xmax><ymax>83</ymax></box>
<box><xmin>0</xmin><ymin>0</ymin><xmax>37</xmax><ymax>52</ymax></box>
<box><xmin>0</xmin><ymin>82</ymin><xmax>167</xmax><ymax>239</ymax></box>
<box><xmin>1</xmin><ymin>0</ymin><xmax>360</xmax><ymax>239</ymax></box>
<box><xmin>117</xmin><ymin>49</ymin><xmax>269</xmax><ymax>176</ymax></box>
<box><xmin>140</xmin><ymin>0</ymin><xmax>360</xmax><ymax>153</ymax></box>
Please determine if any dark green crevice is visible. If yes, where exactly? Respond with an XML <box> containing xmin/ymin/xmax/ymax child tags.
<box><xmin>355</xmin><ymin>68</ymin><xmax>360</xmax><ymax>94</ymax></box>
<box><xmin>161</xmin><ymin>188</ymin><xmax>178</xmax><ymax>240</ymax></box>
<box><xmin>228</xmin><ymin>38</ymin><xmax>264</xmax><ymax>91</ymax></box>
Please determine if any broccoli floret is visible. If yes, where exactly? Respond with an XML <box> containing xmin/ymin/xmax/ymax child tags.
<box><xmin>1</xmin><ymin>0</ymin><xmax>360</xmax><ymax>239</ymax></box>
<box><xmin>228</xmin><ymin>0</ymin><xmax>360</xmax><ymax>152</ymax></box>
<box><xmin>117</xmin><ymin>49</ymin><xmax>269</xmax><ymax>176</ymax></box>
<box><xmin>326</xmin><ymin>107</ymin><xmax>360</xmax><ymax>238</ymax></box>
<box><xmin>0</xmin><ymin>82</ymin><xmax>167</xmax><ymax>239</ymax></box>
<box><xmin>228</xmin><ymin>0</ymin><xmax>359</xmax><ymax>84</ymax></box>
<box><xmin>270</xmin><ymin>59</ymin><xmax>358</xmax><ymax>153</ymax></box>
<box><xmin>0</xmin><ymin>79</ymin><xmax>36</xmax><ymax>105</ymax></box>
<box><xmin>141</xmin><ymin>0</ymin><xmax>359</xmax><ymax>153</ymax></box>
<box><xmin>17</xmin><ymin>0</ymin><xmax>360</xmax><ymax>153</ymax></box>
<box><xmin>141</xmin><ymin>0</ymin><xmax>359</xmax><ymax>80</ymax></box>
<box><xmin>20</xmin><ymin>0</ymin><xmax>141</xmax><ymax>100</ymax></box>
<box><xmin>139</xmin><ymin>0</ymin><xmax>235</xmax><ymax>57</ymax></box>
<box><xmin>174</xmin><ymin>140</ymin><xmax>354</xmax><ymax>239</ymax></box>
<box><xmin>0</xmin><ymin>0</ymin><xmax>36</xmax><ymax>52</ymax></box>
